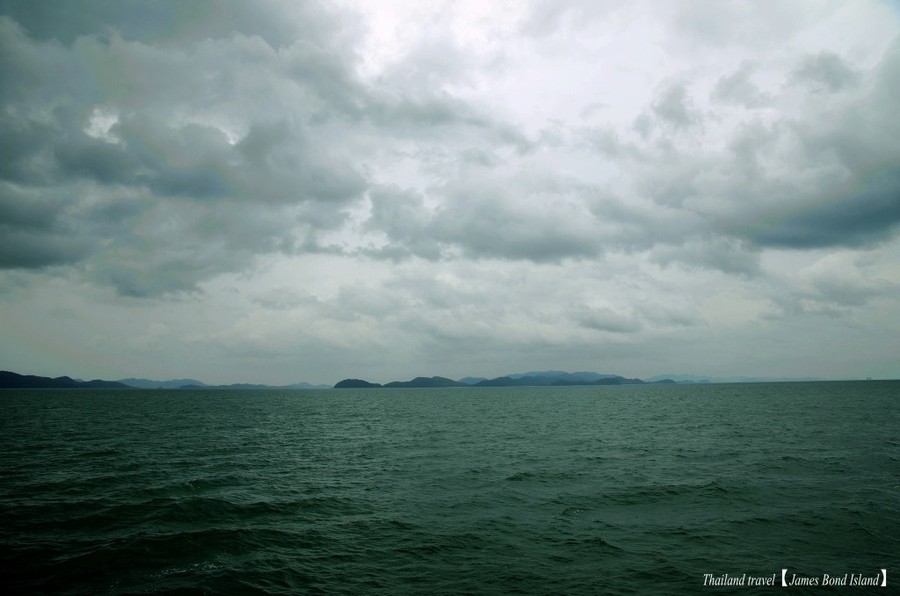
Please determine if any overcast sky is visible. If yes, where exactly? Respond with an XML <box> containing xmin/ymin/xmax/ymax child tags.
<box><xmin>1</xmin><ymin>0</ymin><xmax>899</xmax><ymax>385</ymax></box>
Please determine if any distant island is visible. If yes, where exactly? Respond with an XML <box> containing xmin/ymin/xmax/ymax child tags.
<box><xmin>1</xmin><ymin>368</ymin><xmax>837</xmax><ymax>391</ymax></box>
<box><xmin>334</xmin><ymin>371</ymin><xmax>677</xmax><ymax>389</ymax></box>
<box><xmin>0</xmin><ymin>371</ymin><xmax>130</xmax><ymax>389</ymax></box>
<box><xmin>4</xmin><ymin>369</ymin><xmax>669</xmax><ymax>390</ymax></box>
<box><xmin>0</xmin><ymin>371</ymin><xmax>331</xmax><ymax>390</ymax></box>
<box><xmin>116</xmin><ymin>377</ymin><xmax>331</xmax><ymax>390</ymax></box>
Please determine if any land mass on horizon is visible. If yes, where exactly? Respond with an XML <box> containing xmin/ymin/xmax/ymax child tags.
<box><xmin>0</xmin><ymin>371</ymin><xmax>130</xmax><ymax>390</ymax></box>
<box><xmin>334</xmin><ymin>371</ymin><xmax>671</xmax><ymax>389</ymax></box>
<box><xmin>0</xmin><ymin>369</ymin><xmax>841</xmax><ymax>390</ymax></box>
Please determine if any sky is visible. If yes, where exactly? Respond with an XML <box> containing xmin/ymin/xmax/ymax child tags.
<box><xmin>1</xmin><ymin>0</ymin><xmax>899</xmax><ymax>385</ymax></box>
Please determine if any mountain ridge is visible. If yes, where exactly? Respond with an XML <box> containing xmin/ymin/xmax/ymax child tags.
<box><xmin>0</xmin><ymin>371</ymin><xmax>130</xmax><ymax>389</ymax></box>
<box><xmin>333</xmin><ymin>372</ymin><xmax>674</xmax><ymax>389</ymax></box>
<box><xmin>0</xmin><ymin>371</ymin><xmax>331</xmax><ymax>390</ymax></box>
<box><xmin>1</xmin><ymin>369</ymin><xmax>839</xmax><ymax>391</ymax></box>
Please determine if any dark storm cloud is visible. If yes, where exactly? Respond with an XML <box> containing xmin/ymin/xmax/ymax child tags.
<box><xmin>586</xmin><ymin>196</ymin><xmax>732</xmax><ymax>270</ymax></box>
<box><xmin>0</xmin><ymin>114</ymin><xmax>58</xmax><ymax>184</ymax></box>
<box><xmin>79</xmin><ymin>198</ymin><xmax>337</xmax><ymax>298</ymax></box>
<box><xmin>790</xmin><ymin>52</ymin><xmax>860</xmax><ymax>92</ymax></box>
<box><xmin>0</xmin><ymin>230</ymin><xmax>90</xmax><ymax>269</ymax></box>
<box><xmin>570</xmin><ymin>305</ymin><xmax>642</xmax><ymax>334</ymax></box>
<box><xmin>712</xmin><ymin>62</ymin><xmax>769</xmax><ymax>107</ymax></box>
<box><xmin>0</xmin><ymin>1</ymin><xmax>537</xmax><ymax>295</ymax></box>
<box><xmin>810</xmin><ymin>275</ymin><xmax>897</xmax><ymax>309</ymax></box>
<box><xmin>609</xmin><ymin>39</ymin><xmax>900</xmax><ymax>262</ymax></box>
<box><xmin>652</xmin><ymin>82</ymin><xmax>700</xmax><ymax>130</ymax></box>
<box><xmin>433</xmin><ymin>199</ymin><xmax>601</xmax><ymax>263</ymax></box>
<box><xmin>2</xmin><ymin>0</ymin><xmax>897</xmax><ymax>306</ymax></box>
<box><xmin>1</xmin><ymin>0</ymin><xmax>897</xmax><ymax>385</ymax></box>
<box><xmin>745</xmin><ymin>167</ymin><xmax>900</xmax><ymax>249</ymax></box>
<box><xmin>366</xmin><ymin>186</ymin><xmax>441</xmax><ymax>261</ymax></box>
<box><xmin>369</xmin><ymin>95</ymin><xmax>531</xmax><ymax>150</ymax></box>
<box><xmin>651</xmin><ymin>236</ymin><xmax>761</xmax><ymax>277</ymax></box>
<box><xmin>765</xmin><ymin>259</ymin><xmax>898</xmax><ymax>321</ymax></box>
<box><xmin>0</xmin><ymin>6</ymin><xmax>365</xmax><ymax>280</ymax></box>
<box><xmin>0</xmin><ymin>0</ymin><xmax>322</xmax><ymax>48</ymax></box>
<box><xmin>365</xmin><ymin>180</ymin><xmax>603</xmax><ymax>263</ymax></box>
<box><xmin>0</xmin><ymin>184</ymin><xmax>92</xmax><ymax>268</ymax></box>
<box><xmin>737</xmin><ymin>43</ymin><xmax>900</xmax><ymax>249</ymax></box>
<box><xmin>53</xmin><ymin>133</ymin><xmax>141</xmax><ymax>187</ymax></box>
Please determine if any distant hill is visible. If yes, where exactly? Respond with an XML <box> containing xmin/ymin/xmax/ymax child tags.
<box><xmin>645</xmin><ymin>374</ymin><xmax>827</xmax><ymax>384</ymax></box>
<box><xmin>473</xmin><ymin>374</ymin><xmax>646</xmax><ymax>387</ymax></box>
<box><xmin>384</xmin><ymin>376</ymin><xmax>466</xmax><ymax>388</ymax></box>
<box><xmin>334</xmin><ymin>371</ymin><xmax>670</xmax><ymax>389</ymax></box>
<box><xmin>1</xmin><ymin>371</ymin><xmax>130</xmax><ymax>389</ymax></box>
<box><xmin>118</xmin><ymin>378</ymin><xmax>208</xmax><ymax>389</ymax></box>
<box><xmin>336</xmin><ymin>377</ymin><xmax>468</xmax><ymax>389</ymax></box>
<box><xmin>334</xmin><ymin>379</ymin><xmax>383</xmax><ymax>388</ymax></box>
<box><xmin>1</xmin><ymin>368</ymin><xmax>836</xmax><ymax>392</ymax></box>
<box><xmin>2</xmin><ymin>371</ymin><xmax>330</xmax><ymax>390</ymax></box>
<box><xmin>507</xmin><ymin>370</ymin><xmax>620</xmax><ymax>382</ymax></box>
<box><xmin>119</xmin><ymin>378</ymin><xmax>331</xmax><ymax>390</ymax></box>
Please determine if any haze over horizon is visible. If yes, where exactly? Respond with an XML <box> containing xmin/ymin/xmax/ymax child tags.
<box><xmin>2</xmin><ymin>1</ymin><xmax>899</xmax><ymax>386</ymax></box>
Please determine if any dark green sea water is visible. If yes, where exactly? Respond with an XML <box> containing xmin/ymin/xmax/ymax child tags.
<box><xmin>1</xmin><ymin>382</ymin><xmax>898</xmax><ymax>594</ymax></box>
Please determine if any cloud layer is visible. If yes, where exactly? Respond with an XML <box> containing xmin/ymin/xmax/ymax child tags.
<box><xmin>1</xmin><ymin>0</ymin><xmax>898</xmax><ymax>383</ymax></box>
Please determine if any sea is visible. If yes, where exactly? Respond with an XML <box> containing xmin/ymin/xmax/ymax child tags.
<box><xmin>1</xmin><ymin>381</ymin><xmax>898</xmax><ymax>595</ymax></box>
